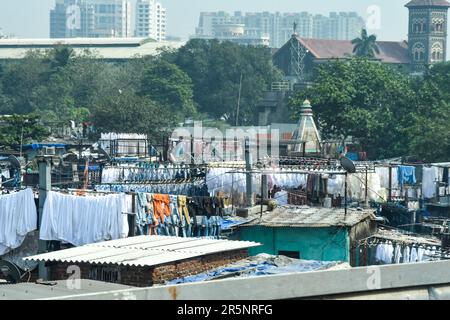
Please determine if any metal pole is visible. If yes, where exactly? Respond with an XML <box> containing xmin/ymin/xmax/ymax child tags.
<box><xmin>261</xmin><ymin>174</ymin><xmax>268</xmax><ymax>218</ymax></box>
<box><xmin>364</xmin><ymin>167</ymin><xmax>369</xmax><ymax>208</ymax></box>
<box><xmin>20</xmin><ymin>124</ymin><xmax>24</xmax><ymax>159</ymax></box>
<box><xmin>344</xmin><ymin>173</ymin><xmax>348</xmax><ymax>217</ymax></box>
<box><xmin>245</xmin><ymin>138</ymin><xmax>253</xmax><ymax>207</ymax></box>
<box><xmin>129</xmin><ymin>194</ymin><xmax>136</xmax><ymax>237</ymax></box>
<box><xmin>388</xmin><ymin>166</ymin><xmax>392</xmax><ymax>202</ymax></box>
<box><xmin>38</xmin><ymin>158</ymin><xmax>51</xmax><ymax>280</ymax></box>
<box><xmin>236</xmin><ymin>73</ymin><xmax>243</xmax><ymax>126</ymax></box>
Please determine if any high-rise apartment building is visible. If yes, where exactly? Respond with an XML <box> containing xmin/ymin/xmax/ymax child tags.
<box><xmin>195</xmin><ymin>11</ymin><xmax>366</xmax><ymax>48</ymax></box>
<box><xmin>135</xmin><ymin>0</ymin><xmax>166</xmax><ymax>41</ymax></box>
<box><xmin>50</xmin><ymin>0</ymin><xmax>132</xmax><ymax>38</ymax></box>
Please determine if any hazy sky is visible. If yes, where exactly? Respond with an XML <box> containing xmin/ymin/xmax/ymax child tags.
<box><xmin>0</xmin><ymin>0</ymin><xmax>414</xmax><ymax>41</ymax></box>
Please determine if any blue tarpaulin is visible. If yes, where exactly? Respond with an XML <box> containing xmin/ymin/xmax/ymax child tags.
<box><xmin>221</xmin><ymin>218</ymin><xmax>251</xmax><ymax>230</ymax></box>
<box><xmin>79</xmin><ymin>165</ymin><xmax>100</xmax><ymax>171</ymax></box>
<box><xmin>23</xmin><ymin>143</ymin><xmax>66</xmax><ymax>151</ymax></box>
<box><xmin>167</xmin><ymin>255</ymin><xmax>344</xmax><ymax>285</ymax></box>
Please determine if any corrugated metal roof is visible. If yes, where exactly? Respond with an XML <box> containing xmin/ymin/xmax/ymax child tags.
<box><xmin>0</xmin><ymin>40</ymin><xmax>185</xmax><ymax>60</ymax></box>
<box><xmin>242</xmin><ymin>206</ymin><xmax>375</xmax><ymax>228</ymax></box>
<box><xmin>24</xmin><ymin>236</ymin><xmax>261</xmax><ymax>267</ymax></box>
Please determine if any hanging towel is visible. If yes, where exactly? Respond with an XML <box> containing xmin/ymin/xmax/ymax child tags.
<box><xmin>0</xmin><ymin>189</ymin><xmax>37</xmax><ymax>255</ymax></box>
<box><xmin>397</xmin><ymin>166</ymin><xmax>416</xmax><ymax>186</ymax></box>
<box><xmin>422</xmin><ymin>167</ymin><xmax>438</xmax><ymax>199</ymax></box>
<box><xmin>40</xmin><ymin>191</ymin><xmax>129</xmax><ymax>246</ymax></box>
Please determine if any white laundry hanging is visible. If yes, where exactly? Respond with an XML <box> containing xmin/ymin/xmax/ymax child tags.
<box><xmin>40</xmin><ymin>191</ymin><xmax>129</xmax><ymax>246</ymax></box>
<box><xmin>422</xmin><ymin>166</ymin><xmax>439</xmax><ymax>199</ymax></box>
<box><xmin>0</xmin><ymin>189</ymin><xmax>37</xmax><ymax>255</ymax></box>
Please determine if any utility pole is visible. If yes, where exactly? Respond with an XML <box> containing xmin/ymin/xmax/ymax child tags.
<box><xmin>38</xmin><ymin>157</ymin><xmax>51</xmax><ymax>280</ymax></box>
<box><xmin>236</xmin><ymin>73</ymin><xmax>243</xmax><ymax>126</ymax></box>
<box><xmin>245</xmin><ymin>137</ymin><xmax>253</xmax><ymax>207</ymax></box>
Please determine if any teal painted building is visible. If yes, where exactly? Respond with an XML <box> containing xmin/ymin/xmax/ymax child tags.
<box><xmin>233</xmin><ymin>206</ymin><xmax>377</xmax><ymax>266</ymax></box>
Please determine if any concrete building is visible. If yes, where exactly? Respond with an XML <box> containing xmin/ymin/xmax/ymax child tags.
<box><xmin>0</xmin><ymin>38</ymin><xmax>184</xmax><ymax>62</ymax></box>
<box><xmin>195</xmin><ymin>11</ymin><xmax>365</xmax><ymax>48</ymax></box>
<box><xmin>273</xmin><ymin>0</ymin><xmax>450</xmax><ymax>84</ymax></box>
<box><xmin>23</xmin><ymin>236</ymin><xmax>260</xmax><ymax>287</ymax></box>
<box><xmin>406</xmin><ymin>0</ymin><xmax>450</xmax><ymax>72</ymax></box>
<box><xmin>233</xmin><ymin>206</ymin><xmax>377</xmax><ymax>266</ymax></box>
<box><xmin>50</xmin><ymin>0</ymin><xmax>132</xmax><ymax>38</ymax></box>
<box><xmin>135</xmin><ymin>0</ymin><xmax>166</xmax><ymax>41</ymax></box>
<box><xmin>194</xmin><ymin>22</ymin><xmax>270</xmax><ymax>46</ymax></box>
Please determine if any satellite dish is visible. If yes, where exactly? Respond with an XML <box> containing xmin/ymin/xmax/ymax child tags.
<box><xmin>8</xmin><ymin>155</ymin><xmax>21</xmax><ymax>169</ymax></box>
<box><xmin>340</xmin><ymin>156</ymin><xmax>356</xmax><ymax>173</ymax></box>
<box><xmin>0</xmin><ymin>260</ymin><xmax>21</xmax><ymax>283</ymax></box>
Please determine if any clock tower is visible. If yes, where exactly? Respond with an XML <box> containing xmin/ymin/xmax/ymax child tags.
<box><xmin>406</xmin><ymin>0</ymin><xmax>450</xmax><ymax>72</ymax></box>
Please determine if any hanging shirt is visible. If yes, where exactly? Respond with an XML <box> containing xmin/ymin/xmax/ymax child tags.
<box><xmin>410</xmin><ymin>247</ymin><xmax>418</xmax><ymax>263</ymax></box>
<box><xmin>394</xmin><ymin>245</ymin><xmax>403</xmax><ymax>264</ymax></box>
<box><xmin>397</xmin><ymin>166</ymin><xmax>416</xmax><ymax>186</ymax></box>
<box><xmin>0</xmin><ymin>189</ymin><xmax>37</xmax><ymax>255</ymax></box>
<box><xmin>375</xmin><ymin>244</ymin><xmax>383</xmax><ymax>263</ymax></box>
<box><xmin>417</xmin><ymin>247</ymin><xmax>425</xmax><ymax>262</ymax></box>
<box><xmin>422</xmin><ymin>167</ymin><xmax>438</xmax><ymax>199</ymax></box>
<box><xmin>384</xmin><ymin>243</ymin><xmax>394</xmax><ymax>264</ymax></box>
<box><xmin>403</xmin><ymin>246</ymin><xmax>410</xmax><ymax>263</ymax></box>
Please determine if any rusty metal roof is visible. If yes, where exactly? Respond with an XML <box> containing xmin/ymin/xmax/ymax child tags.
<box><xmin>242</xmin><ymin>205</ymin><xmax>376</xmax><ymax>228</ymax></box>
<box><xmin>296</xmin><ymin>37</ymin><xmax>410</xmax><ymax>64</ymax></box>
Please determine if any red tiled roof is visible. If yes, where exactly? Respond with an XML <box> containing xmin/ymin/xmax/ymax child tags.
<box><xmin>296</xmin><ymin>37</ymin><xmax>410</xmax><ymax>64</ymax></box>
<box><xmin>405</xmin><ymin>0</ymin><xmax>450</xmax><ymax>7</ymax></box>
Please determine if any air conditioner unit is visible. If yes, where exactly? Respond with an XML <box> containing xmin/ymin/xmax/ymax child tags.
<box><xmin>43</xmin><ymin>146</ymin><xmax>56</xmax><ymax>156</ymax></box>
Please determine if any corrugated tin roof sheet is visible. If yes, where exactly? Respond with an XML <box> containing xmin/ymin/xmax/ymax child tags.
<box><xmin>242</xmin><ymin>205</ymin><xmax>375</xmax><ymax>228</ymax></box>
<box><xmin>24</xmin><ymin>236</ymin><xmax>261</xmax><ymax>267</ymax></box>
<box><xmin>296</xmin><ymin>37</ymin><xmax>410</xmax><ymax>64</ymax></box>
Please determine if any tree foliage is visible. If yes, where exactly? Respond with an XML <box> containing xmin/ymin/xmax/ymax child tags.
<box><xmin>163</xmin><ymin>39</ymin><xmax>283</xmax><ymax>125</ymax></box>
<box><xmin>290</xmin><ymin>58</ymin><xmax>450</xmax><ymax>161</ymax></box>
<box><xmin>0</xmin><ymin>114</ymin><xmax>50</xmax><ymax>149</ymax></box>
<box><xmin>139</xmin><ymin>59</ymin><xmax>195</xmax><ymax>121</ymax></box>
<box><xmin>352</xmin><ymin>29</ymin><xmax>380</xmax><ymax>58</ymax></box>
<box><xmin>92</xmin><ymin>90</ymin><xmax>175</xmax><ymax>142</ymax></box>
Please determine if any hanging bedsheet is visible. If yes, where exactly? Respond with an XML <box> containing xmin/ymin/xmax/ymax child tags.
<box><xmin>40</xmin><ymin>191</ymin><xmax>129</xmax><ymax>246</ymax></box>
<box><xmin>0</xmin><ymin>188</ymin><xmax>37</xmax><ymax>255</ymax></box>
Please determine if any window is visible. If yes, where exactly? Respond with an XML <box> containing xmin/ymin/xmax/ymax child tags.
<box><xmin>278</xmin><ymin>250</ymin><xmax>300</xmax><ymax>259</ymax></box>
<box><xmin>431</xmin><ymin>42</ymin><xmax>443</xmax><ymax>61</ymax></box>
<box><xmin>412</xmin><ymin>42</ymin><xmax>425</xmax><ymax>61</ymax></box>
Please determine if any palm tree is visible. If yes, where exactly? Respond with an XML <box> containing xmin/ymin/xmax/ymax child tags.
<box><xmin>352</xmin><ymin>29</ymin><xmax>380</xmax><ymax>58</ymax></box>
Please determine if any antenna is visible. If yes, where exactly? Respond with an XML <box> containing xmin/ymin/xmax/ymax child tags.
<box><xmin>339</xmin><ymin>155</ymin><xmax>356</xmax><ymax>218</ymax></box>
<box><xmin>235</xmin><ymin>72</ymin><xmax>243</xmax><ymax>126</ymax></box>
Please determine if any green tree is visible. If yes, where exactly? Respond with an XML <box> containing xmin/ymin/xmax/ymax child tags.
<box><xmin>164</xmin><ymin>39</ymin><xmax>282</xmax><ymax>125</ymax></box>
<box><xmin>352</xmin><ymin>29</ymin><xmax>380</xmax><ymax>58</ymax></box>
<box><xmin>289</xmin><ymin>58</ymin><xmax>416</xmax><ymax>159</ymax></box>
<box><xmin>407</xmin><ymin>100</ymin><xmax>450</xmax><ymax>162</ymax></box>
<box><xmin>92</xmin><ymin>90</ymin><xmax>175</xmax><ymax>141</ymax></box>
<box><xmin>139</xmin><ymin>59</ymin><xmax>195</xmax><ymax>120</ymax></box>
<box><xmin>0</xmin><ymin>114</ymin><xmax>50</xmax><ymax>149</ymax></box>
<box><xmin>0</xmin><ymin>50</ymin><xmax>48</xmax><ymax>114</ymax></box>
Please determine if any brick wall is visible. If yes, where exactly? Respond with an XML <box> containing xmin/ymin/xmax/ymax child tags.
<box><xmin>46</xmin><ymin>249</ymin><xmax>248</xmax><ymax>287</ymax></box>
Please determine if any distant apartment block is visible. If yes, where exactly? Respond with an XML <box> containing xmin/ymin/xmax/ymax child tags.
<box><xmin>195</xmin><ymin>11</ymin><xmax>366</xmax><ymax>48</ymax></box>
<box><xmin>135</xmin><ymin>0</ymin><xmax>166</xmax><ymax>41</ymax></box>
<box><xmin>50</xmin><ymin>0</ymin><xmax>132</xmax><ymax>38</ymax></box>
